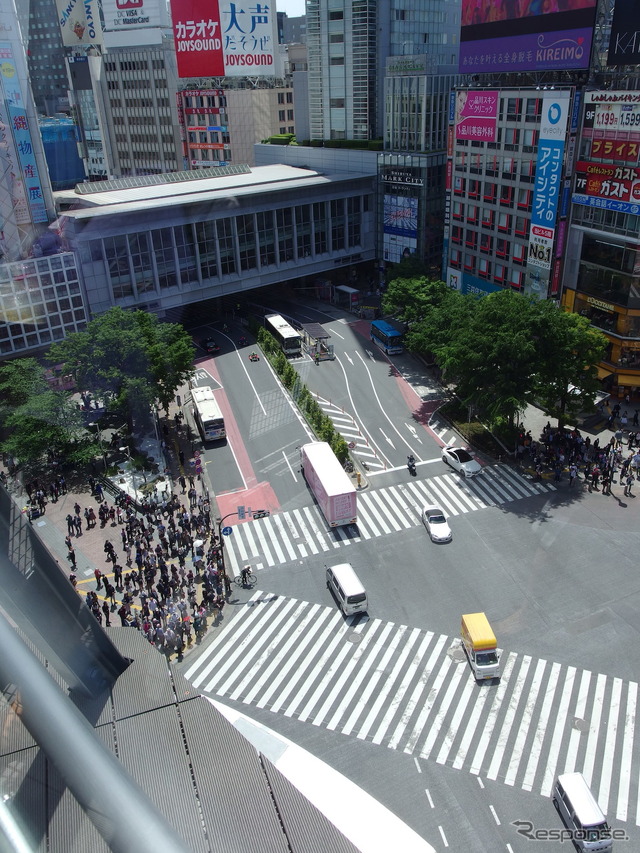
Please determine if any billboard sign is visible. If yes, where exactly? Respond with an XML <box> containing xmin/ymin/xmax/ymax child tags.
<box><xmin>583</xmin><ymin>100</ymin><xmax>640</xmax><ymax>132</ymax></box>
<box><xmin>525</xmin><ymin>93</ymin><xmax>570</xmax><ymax>297</ymax></box>
<box><xmin>590</xmin><ymin>139</ymin><xmax>639</xmax><ymax>162</ymax></box>
<box><xmin>455</xmin><ymin>90</ymin><xmax>498</xmax><ymax>142</ymax></box>
<box><xmin>608</xmin><ymin>0</ymin><xmax>640</xmax><ymax>66</ymax></box>
<box><xmin>55</xmin><ymin>0</ymin><xmax>102</xmax><ymax>45</ymax></box>
<box><xmin>171</xmin><ymin>0</ymin><xmax>276</xmax><ymax>78</ymax></box>
<box><xmin>102</xmin><ymin>0</ymin><xmax>170</xmax><ymax>31</ymax></box>
<box><xmin>459</xmin><ymin>0</ymin><xmax>597</xmax><ymax>73</ymax></box>
<box><xmin>0</xmin><ymin>43</ymin><xmax>48</xmax><ymax>224</ymax></box>
<box><xmin>573</xmin><ymin>161</ymin><xmax>640</xmax><ymax>214</ymax></box>
<box><xmin>383</xmin><ymin>195</ymin><xmax>418</xmax><ymax>263</ymax></box>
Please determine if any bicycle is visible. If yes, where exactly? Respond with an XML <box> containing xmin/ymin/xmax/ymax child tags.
<box><xmin>235</xmin><ymin>570</ymin><xmax>257</xmax><ymax>587</ymax></box>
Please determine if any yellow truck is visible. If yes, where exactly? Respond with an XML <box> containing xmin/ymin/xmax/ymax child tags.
<box><xmin>461</xmin><ymin>612</ymin><xmax>500</xmax><ymax>681</ymax></box>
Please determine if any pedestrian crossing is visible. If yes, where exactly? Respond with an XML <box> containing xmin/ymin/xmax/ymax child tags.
<box><xmin>313</xmin><ymin>394</ymin><xmax>385</xmax><ymax>470</ymax></box>
<box><xmin>185</xmin><ymin>593</ymin><xmax>640</xmax><ymax>825</ymax></box>
<box><xmin>223</xmin><ymin>464</ymin><xmax>555</xmax><ymax>573</ymax></box>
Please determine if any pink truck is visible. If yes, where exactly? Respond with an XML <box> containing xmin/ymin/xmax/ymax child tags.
<box><xmin>300</xmin><ymin>442</ymin><xmax>357</xmax><ymax>527</ymax></box>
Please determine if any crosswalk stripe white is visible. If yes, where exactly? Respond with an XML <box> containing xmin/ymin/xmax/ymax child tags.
<box><xmin>185</xmin><ymin>597</ymin><xmax>640</xmax><ymax>825</ymax></box>
<box><xmin>357</xmin><ymin>627</ymin><xmax>421</xmax><ymax>741</ymax></box>
<box><xmin>618</xmin><ymin>682</ymin><xmax>637</xmax><ymax>821</ymax></box>
<box><xmin>451</xmin><ymin>678</ymin><xmax>494</xmax><ymax>770</ymax></box>
<box><xmin>293</xmin><ymin>508</ymin><xmax>319</xmax><ymax>554</ymax></box>
<box><xmin>372</xmin><ymin>631</ymin><xmax>435</xmax><ymax>746</ymax></box>
<box><xmin>361</xmin><ymin>493</ymin><xmax>395</xmax><ymax>534</ymax></box>
<box><xmin>341</xmin><ymin>624</ymin><xmax>405</xmax><ymax>736</ymax></box>
<box><xmin>284</xmin><ymin>617</ymin><xmax>380</xmax><ymax>720</ymax></box>
<box><xmin>420</xmin><ymin>662</ymin><xmax>469</xmax><ymax>760</ymax></box>
<box><xmin>410</xmin><ymin>480</ymin><xmax>461</xmax><ymax>516</ymax></box>
<box><xmin>505</xmin><ymin>657</ymin><xmax>548</xmax><ymax>786</ymax></box>
<box><xmin>260</xmin><ymin>516</ymin><xmax>286</xmax><ymax>565</ymax></box>
<box><xmin>223</xmin><ymin>597</ymin><xmax>300</xmax><ymax>698</ymax></box>
<box><xmin>598</xmin><ymin>677</ymin><xmax>623</xmax><ymax>815</ymax></box>
<box><xmin>241</xmin><ymin>520</ymin><xmax>268</xmax><ymax>567</ymax></box>
<box><xmin>268</xmin><ymin>609</ymin><xmax>345</xmax><ymax>713</ymax></box>
<box><xmin>384</xmin><ymin>486</ymin><xmax>418</xmax><ymax>527</ymax></box>
<box><xmin>368</xmin><ymin>488</ymin><xmax>407</xmax><ymax>529</ymax></box>
<box><xmin>432</xmin><ymin>477</ymin><xmax>478</xmax><ymax>514</ymax></box>
<box><xmin>539</xmin><ymin>665</ymin><xmax>577</xmax><ymax>796</ymax></box>
<box><xmin>497</xmin><ymin>465</ymin><xmax>538</xmax><ymax>498</ymax></box>
<box><xmin>255</xmin><ymin>604</ymin><xmax>332</xmax><ymax>709</ymax></box>
<box><xmin>521</xmin><ymin>661</ymin><xmax>562</xmax><ymax>792</ymax></box>
<box><xmin>485</xmin><ymin>466</ymin><xmax>530</xmax><ymax>500</ymax></box>
<box><xmin>487</xmin><ymin>655</ymin><xmax>533</xmax><ymax>781</ymax></box>
<box><xmin>469</xmin><ymin>652</ymin><xmax>519</xmax><ymax>775</ymax></box>
<box><xmin>388</xmin><ymin>634</ymin><xmax>448</xmax><ymax>751</ymax></box>
<box><xmin>297</xmin><ymin>619</ymin><xmax>368</xmax><ymax>723</ymax></box>
<box><xmin>583</xmin><ymin>672</ymin><xmax>608</xmax><ymax>787</ymax></box>
<box><xmin>354</xmin><ymin>498</ymin><xmax>381</xmax><ymax>538</ymax></box>
<box><xmin>403</xmin><ymin>656</ymin><xmax>455</xmax><ymax>756</ymax></box>
<box><xmin>340</xmin><ymin>629</ymin><xmax>400</xmax><ymax>735</ymax></box>
<box><xmin>561</xmin><ymin>668</ymin><xmax>591</xmax><ymax>780</ymax></box>
<box><xmin>453</xmin><ymin>479</ymin><xmax>488</xmax><ymax>511</ymax></box>
<box><xmin>312</xmin><ymin>620</ymin><xmax>384</xmax><ymax>728</ymax></box>
<box><xmin>242</xmin><ymin>601</ymin><xmax>319</xmax><ymax>704</ymax></box>
<box><xmin>272</xmin><ymin>513</ymin><xmax>298</xmax><ymax>562</ymax></box>
<box><xmin>464</xmin><ymin>476</ymin><xmax>498</xmax><ymax>506</ymax></box>
<box><xmin>303</xmin><ymin>506</ymin><xmax>331</xmax><ymax>552</ymax></box>
<box><xmin>435</xmin><ymin>672</ymin><xmax>479</xmax><ymax>766</ymax></box>
<box><xmin>230</xmin><ymin>525</ymin><xmax>250</xmax><ymax>561</ymax></box>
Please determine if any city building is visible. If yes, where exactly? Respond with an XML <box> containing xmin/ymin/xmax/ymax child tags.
<box><xmin>39</xmin><ymin>117</ymin><xmax>87</xmax><ymax>191</ymax></box>
<box><xmin>177</xmin><ymin>84</ymin><xmax>295</xmax><ymax>169</ymax></box>
<box><xmin>307</xmin><ymin>0</ymin><xmax>460</xmax><ymax>142</ymax></box>
<box><xmin>282</xmin><ymin>14</ymin><xmax>308</xmax><ymax>45</ymax></box>
<box><xmin>18</xmin><ymin>0</ymin><xmax>69</xmax><ymax>115</ymax></box>
<box><xmin>54</xmin><ymin>160</ymin><xmax>376</xmax><ymax>319</ymax></box>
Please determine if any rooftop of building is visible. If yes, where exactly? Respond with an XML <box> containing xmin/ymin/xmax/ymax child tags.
<box><xmin>53</xmin><ymin>162</ymin><xmax>376</xmax><ymax>220</ymax></box>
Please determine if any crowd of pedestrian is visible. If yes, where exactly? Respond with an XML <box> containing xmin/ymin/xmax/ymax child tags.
<box><xmin>66</xmin><ymin>476</ymin><xmax>230</xmax><ymax>659</ymax></box>
<box><xmin>519</xmin><ymin>417</ymin><xmax>639</xmax><ymax>497</ymax></box>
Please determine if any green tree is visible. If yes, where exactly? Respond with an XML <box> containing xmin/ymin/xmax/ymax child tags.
<box><xmin>0</xmin><ymin>358</ymin><xmax>48</xmax><ymax>412</ymax></box>
<box><xmin>531</xmin><ymin>301</ymin><xmax>607</xmax><ymax>427</ymax></box>
<box><xmin>48</xmin><ymin>308</ymin><xmax>195</xmax><ymax>426</ymax></box>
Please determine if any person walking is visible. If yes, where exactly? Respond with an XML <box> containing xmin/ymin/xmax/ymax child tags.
<box><xmin>568</xmin><ymin>463</ymin><xmax>577</xmax><ymax>487</ymax></box>
<box><xmin>101</xmin><ymin>601</ymin><xmax>111</xmax><ymax>627</ymax></box>
<box><xmin>624</xmin><ymin>472</ymin><xmax>635</xmax><ymax>497</ymax></box>
<box><xmin>94</xmin><ymin>568</ymin><xmax>103</xmax><ymax>589</ymax></box>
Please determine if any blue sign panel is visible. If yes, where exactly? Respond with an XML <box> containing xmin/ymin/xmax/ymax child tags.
<box><xmin>571</xmin><ymin>194</ymin><xmax>640</xmax><ymax>215</ymax></box>
<box><xmin>221</xmin><ymin>526</ymin><xmax>233</xmax><ymax>536</ymax></box>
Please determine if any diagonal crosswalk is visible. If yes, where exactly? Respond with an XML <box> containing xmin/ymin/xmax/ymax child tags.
<box><xmin>313</xmin><ymin>394</ymin><xmax>385</xmax><ymax>470</ymax></box>
<box><xmin>223</xmin><ymin>464</ymin><xmax>555</xmax><ymax>572</ymax></box>
<box><xmin>185</xmin><ymin>594</ymin><xmax>640</xmax><ymax>825</ymax></box>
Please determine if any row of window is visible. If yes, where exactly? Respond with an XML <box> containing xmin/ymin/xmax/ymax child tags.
<box><xmin>449</xmin><ymin>249</ymin><xmax>525</xmax><ymax>288</ymax></box>
<box><xmin>277</xmin><ymin>92</ymin><xmax>294</xmax><ymax>103</ymax></box>
<box><xmin>454</xmin><ymin>158</ymin><xmax>536</xmax><ymax>182</ymax></box>
<box><xmin>451</xmin><ymin>209</ymin><xmax>530</xmax><ymax>235</ymax></box>
<box><xmin>278</xmin><ymin>109</ymin><xmax>295</xmax><ymax>121</ymax></box>
<box><xmin>81</xmin><ymin>198</ymin><xmax>368</xmax><ymax>300</ymax></box>
<box><xmin>104</xmin><ymin>60</ymin><xmax>165</xmax><ymax>71</ymax></box>
<box><xmin>450</xmin><ymin>231</ymin><xmax>528</xmax><ymax>262</ymax></box>
<box><xmin>453</xmin><ymin>187</ymin><xmax>532</xmax><ymax>212</ymax></box>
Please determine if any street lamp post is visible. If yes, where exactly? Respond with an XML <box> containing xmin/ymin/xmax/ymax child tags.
<box><xmin>216</xmin><ymin>512</ymin><xmax>239</xmax><ymax>581</ymax></box>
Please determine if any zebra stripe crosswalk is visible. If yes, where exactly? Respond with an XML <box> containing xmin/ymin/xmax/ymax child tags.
<box><xmin>223</xmin><ymin>464</ymin><xmax>555</xmax><ymax>573</ymax></box>
<box><xmin>184</xmin><ymin>594</ymin><xmax>640</xmax><ymax>824</ymax></box>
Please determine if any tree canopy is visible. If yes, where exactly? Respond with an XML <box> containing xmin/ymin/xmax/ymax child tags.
<box><xmin>382</xmin><ymin>277</ymin><xmax>608</xmax><ymax>427</ymax></box>
<box><xmin>0</xmin><ymin>359</ymin><xmax>98</xmax><ymax>469</ymax></box>
<box><xmin>48</xmin><ymin>308</ymin><xmax>195</xmax><ymax>425</ymax></box>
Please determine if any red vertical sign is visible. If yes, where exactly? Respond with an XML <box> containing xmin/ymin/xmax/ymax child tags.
<box><xmin>171</xmin><ymin>0</ymin><xmax>225</xmax><ymax>78</ymax></box>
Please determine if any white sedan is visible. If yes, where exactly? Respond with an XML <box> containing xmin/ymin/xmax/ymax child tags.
<box><xmin>442</xmin><ymin>445</ymin><xmax>482</xmax><ymax>477</ymax></box>
<box><xmin>422</xmin><ymin>505</ymin><xmax>452</xmax><ymax>542</ymax></box>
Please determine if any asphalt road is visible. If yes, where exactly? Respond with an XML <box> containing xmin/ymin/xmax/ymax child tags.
<box><xmin>178</xmin><ymin>304</ymin><xmax>640</xmax><ymax>852</ymax></box>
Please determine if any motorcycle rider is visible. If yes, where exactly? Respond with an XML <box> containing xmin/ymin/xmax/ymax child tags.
<box><xmin>407</xmin><ymin>454</ymin><xmax>416</xmax><ymax>473</ymax></box>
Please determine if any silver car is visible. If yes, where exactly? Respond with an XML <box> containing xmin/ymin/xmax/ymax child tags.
<box><xmin>421</xmin><ymin>505</ymin><xmax>452</xmax><ymax>542</ymax></box>
<box><xmin>442</xmin><ymin>445</ymin><xmax>482</xmax><ymax>477</ymax></box>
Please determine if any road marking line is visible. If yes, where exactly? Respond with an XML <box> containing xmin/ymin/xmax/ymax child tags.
<box><xmin>522</xmin><ymin>661</ymin><xmax>561</xmax><ymax>791</ymax></box>
<box><xmin>598</xmin><ymin>677</ymin><xmax>623</xmax><ymax>815</ymax></box>
<box><xmin>582</xmin><ymin>672</ymin><xmax>607</xmax><ymax>787</ymax></box>
<box><xmin>505</xmin><ymin>657</ymin><xmax>547</xmax><ymax>786</ymax></box>
<box><xmin>487</xmin><ymin>655</ymin><xmax>532</xmax><ymax>781</ymax></box>
<box><xmin>618</xmin><ymin>681</ymin><xmax>637</xmax><ymax>821</ymax></box>
<box><xmin>469</xmin><ymin>651</ymin><xmax>518</xmax><ymax>775</ymax></box>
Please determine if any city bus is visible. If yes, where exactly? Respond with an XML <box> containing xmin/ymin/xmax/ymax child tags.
<box><xmin>190</xmin><ymin>386</ymin><xmax>226</xmax><ymax>441</ymax></box>
<box><xmin>370</xmin><ymin>319</ymin><xmax>404</xmax><ymax>354</ymax></box>
<box><xmin>265</xmin><ymin>313</ymin><xmax>302</xmax><ymax>356</ymax></box>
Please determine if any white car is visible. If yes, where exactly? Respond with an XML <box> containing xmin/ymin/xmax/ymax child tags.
<box><xmin>442</xmin><ymin>445</ymin><xmax>482</xmax><ymax>477</ymax></box>
<box><xmin>422</xmin><ymin>505</ymin><xmax>452</xmax><ymax>542</ymax></box>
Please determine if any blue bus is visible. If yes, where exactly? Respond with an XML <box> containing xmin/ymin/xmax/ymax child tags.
<box><xmin>370</xmin><ymin>319</ymin><xmax>404</xmax><ymax>354</ymax></box>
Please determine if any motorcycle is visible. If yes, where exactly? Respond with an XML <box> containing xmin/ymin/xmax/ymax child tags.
<box><xmin>248</xmin><ymin>352</ymin><xmax>259</xmax><ymax>362</ymax></box>
<box><xmin>238</xmin><ymin>336</ymin><xmax>247</xmax><ymax>346</ymax></box>
<box><xmin>407</xmin><ymin>455</ymin><xmax>417</xmax><ymax>476</ymax></box>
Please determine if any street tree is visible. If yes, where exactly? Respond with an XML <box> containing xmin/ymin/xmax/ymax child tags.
<box><xmin>531</xmin><ymin>300</ymin><xmax>607</xmax><ymax>427</ymax></box>
<box><xmin>48</xmin><ymin>308</ymin><xmax>195</xmax><ymax>427</ymax></box>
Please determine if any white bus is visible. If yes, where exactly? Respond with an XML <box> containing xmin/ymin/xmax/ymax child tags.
<box><xmin>265</xmin><ymin>314</ymin><xmax>302</xmax><ymax>356</ymax></box>
<box><xmin>191</xmin><ymin>387</ymin><xmax>226</xmax><ymax>441</ymax></box>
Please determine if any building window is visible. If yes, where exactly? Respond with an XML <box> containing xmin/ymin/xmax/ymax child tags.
<box><xmin>453</xmin><ymin>201</ymin><xmax>464</xmax><ymax>220</ymax></box>
<box><xmin>466</xmin><ymin>205</ymin><xmax>479</xmax><ymax>224</ymax></box>
<box><xmin>517</xmin><ymin>188</ymin><xmax>532</xmax><ymax>209</ymax></box>
<box><xmin>330</xmin><ymin>56</ymin><xmax>345</xmax><ymax>65</ymax></box>
<box><xmin>496</xmin><ymin>238</ymin><xmax>509</xmax><ymax>258</ymax></box>
<box><xmin>498</xmin><ymin>213</ymin><xmax>512</xmax><ymax>232</ymax></box>
<box><xmin>279</xmin><ymin>110</ymin><xmax>286</xmax><ymax>121</ymax></box>
<box><xmin>481</xmin><ymin>209</ymin><xmax>494</xmax><ymax>229</ymax></box>
<box><xmin>465</xmin><ymin>230</ymin><xmax>477</xmax><ymax>249</ymax></box>
<box><xmin>480</xmin><ymin>234</ymin><xmax>493</xmax><ymax>254</ymax></box>
<box><xmin>452</xmin><ymin>225</ymin><xmax>463</xmax><ymax>245</ymax></box>
<box><xmin>329</xmin><ymin>33</ymin><xmax>344</xmax><ymax>42</ymax></box>
<box><xmin>329</xmin><ymin>10</ymin><xmax>344</xmax><ymax>19</ymax></box>
<box><xmin>330</xmin><ymin>98</ymin><xmax>345</xmax><ymax>108</ymax></box>
<box><xmin>151</xmin><ymin>228</ymin><xmax>177</xmax><ymax>290</ymax></box>
<box><xmin>468</xmin><ymin>180</ymin><xmax>480</xmax><ymax>199</ymax></box>
<box><xmin>483</xmin><ymin>182</ymin><xmax>496</xmax><ymax>203</ymax></box>
<box><xmin>313</xmin><ymin>202</ymin><xmax>328</xmax><ymax>254</ymax></box>
<box><xmin>217</xmin><ymin>218</ymin><xmax>237</xmax><ymax>276</ymax></box>
<box><xmin>509</xmin><ymin>269</ymin><xmax>524</xmax><ymax>289</ymax></box>
<box><xmin>464</xmin><ymin>253</ymin><xmax>476</xmax><ymax>272</ymax></box>
<box><xmin>513</xmin><ymin>243</ymin><xmax>527</xmax><ymax>265</ymax></box>
<box><xmin>237</xmin><ymin>213</ymin><xmax>257</xmax><ymax>272</ymax></box>
<box><xmin>454</xmin><ymin>177</ymin><xmax>466</xmax><ymax>195</ymax></box>
<box><xmin>500</xmin><ymin>185</ymin><xmax>514</xmax><ymax>207</ymax></box>
<box><xmin>495</xmin><ymin>263</ymin><xmax>505</xmax><ymax>282</ymax></box>
<box><xmin>478</xmin><ymin>257</ymin><xmax>491</xmax><ymax>278</ymax></box>
<box><xmin>450</xmin><ymin>248</ymin><xmax>462</xmax><ymax>267</ymax></box>
<box><xmin>257</xmin><ymin>210</ymin><xmax>276</xmax><ymax>266</ymax></box>
<box><xmin>278</xmin><ymin>93</ymin><xmax>285</xmax><ymax>104</ymax></box>
<box><xmin>195</xmin><ymin>220</ymin><xmax>218</xmax><ymax>279</ymax></box>
<box><xmin>515</xmin><ymin>215</ymin><xmax>529</xmax><ymax>237</ymax></box>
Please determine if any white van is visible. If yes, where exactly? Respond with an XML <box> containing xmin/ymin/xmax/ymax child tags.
<box><xmin>326</xmin><ymin>563</ymin><xmax>368</xmax><ymax>616</ymax></box>
<box><xmin>553</xmin><ymin>772</ymin><xmax>612</xmax><ymax>851</ymax></box>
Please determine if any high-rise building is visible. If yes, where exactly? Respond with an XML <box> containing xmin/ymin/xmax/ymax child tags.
<box><xmin>18</xmin><ymin>0</ymin><xmax>69</xmax><ymax>116</ymax></box>
<box><xmin>307</xmin><ymin>0</ymin><xmax>460</xmax><ymax>142</ymax></box>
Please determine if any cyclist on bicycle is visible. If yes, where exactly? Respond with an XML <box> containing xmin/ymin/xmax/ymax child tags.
<box><xmin>241</xmin><ymin>565</ymin><xmax>251</xmax><ymax>584</ymax></box>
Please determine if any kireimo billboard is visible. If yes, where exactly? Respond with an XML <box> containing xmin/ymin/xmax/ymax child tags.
<box><xmin>460</xmin><ymin>0</ymin><xmax>598</xmax><ymax>74</ymax></box>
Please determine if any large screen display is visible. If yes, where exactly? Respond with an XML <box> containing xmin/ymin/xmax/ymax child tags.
<box><xmin>460</xmin><ymin>0</ymin><xmax>598</xmax><ymax>74</ymax></box>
